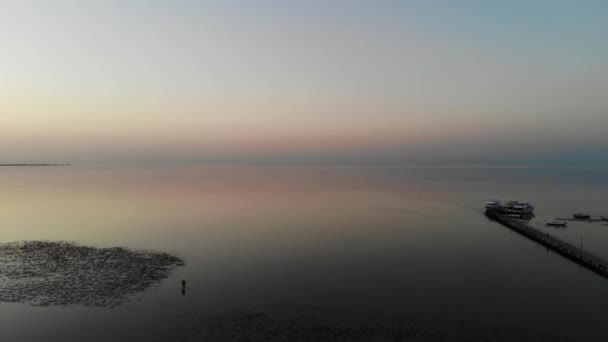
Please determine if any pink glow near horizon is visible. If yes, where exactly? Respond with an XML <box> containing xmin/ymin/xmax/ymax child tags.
<box><xmin>1</xmin><ymin>2</ymin><xmax>607</xmax><ymax>163</ymax></box>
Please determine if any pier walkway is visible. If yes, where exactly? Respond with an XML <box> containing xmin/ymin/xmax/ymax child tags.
<box><xmin>486</xmin><ymin>209</ymin><xmax>608</xmax><ymax>279</ymax></box>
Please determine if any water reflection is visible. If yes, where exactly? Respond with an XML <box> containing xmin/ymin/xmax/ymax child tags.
<box><xmin>0</xmin><ymin>165</ymin><xmax>607</xmax><ymax>341</ymax></box>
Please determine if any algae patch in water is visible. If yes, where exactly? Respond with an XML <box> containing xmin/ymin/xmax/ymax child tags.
<box><xmin>0</xmin><ymin>241</ymin><xmax>184</xmax><ymax>307</ymax></box>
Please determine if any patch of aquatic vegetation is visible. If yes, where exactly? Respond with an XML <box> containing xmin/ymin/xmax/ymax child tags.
<box><xmin>0</xmin><ymin>241</ymin><xmax>184</xmax><ymax>307</ymax></box>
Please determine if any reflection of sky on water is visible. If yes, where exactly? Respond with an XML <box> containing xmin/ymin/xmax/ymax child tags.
<box><xmin>0</xmin><ymin>165</ymin><xmax>607</xmax><ymax>341</ymax></box>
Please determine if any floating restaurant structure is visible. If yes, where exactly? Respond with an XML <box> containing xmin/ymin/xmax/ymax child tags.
<box><xmin>484</xmin><ymin>200</ymin><xmax>535</xmax><ymax>216</ymax></box>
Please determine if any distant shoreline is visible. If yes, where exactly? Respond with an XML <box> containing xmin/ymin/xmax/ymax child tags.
<box><xmin>0</xmin><ymin>164</ymin><xmax>71</xmax><ymax>167</ymax></box>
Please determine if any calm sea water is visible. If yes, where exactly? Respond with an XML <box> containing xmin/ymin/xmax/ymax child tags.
<box><xmin>1</xmin><ymin>165</ymin><xmax>607</xmax><ymax>341</ymax></box>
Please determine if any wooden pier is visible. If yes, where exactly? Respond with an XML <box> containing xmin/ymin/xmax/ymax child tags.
<box><xmin>486</xmin><ymin>209</ymin><xmax>608</xmax><ymax>279</ymax></box>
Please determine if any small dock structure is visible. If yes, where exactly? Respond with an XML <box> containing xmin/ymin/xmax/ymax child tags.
<box><xmin>486</xmin><ymin>209</ymin><xmax>608</xmax><ymax>279</ymax></box>
<box><xmin>556</xmin><ymin>216</ymin><xmax>608</xmax><ymax>223</ymax></box>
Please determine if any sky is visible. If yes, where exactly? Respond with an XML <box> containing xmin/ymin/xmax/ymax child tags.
<box><xmin>1</xmin><ymin>0</ymin><xmax>607</xmax><ymax>164</ymax></box>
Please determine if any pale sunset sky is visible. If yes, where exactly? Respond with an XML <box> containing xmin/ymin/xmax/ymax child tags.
<box><xmin>1</xmin><ymin>1</ymin><xmax>607</xmax><ymax>164</ymax></box>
